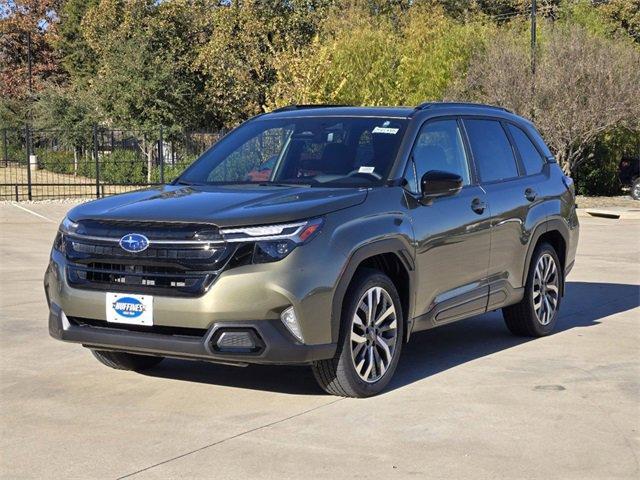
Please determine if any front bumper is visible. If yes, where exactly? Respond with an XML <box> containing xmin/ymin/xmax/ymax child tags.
<box><xmin>48</xmin><ymin>302</ymin><xmax>335</xmax><ymax>365</ymax></box>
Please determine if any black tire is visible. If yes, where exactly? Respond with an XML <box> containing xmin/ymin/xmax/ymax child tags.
<box><xmin>631</xmin><ymin>178</ymin><xmax>640</xmax><ymax>201</ymax></box>
<box><xmin>312</xmin><ymin>269</ymin><xmax>404</xmax><ymax>398</ymax></box>
<box><xmin>91</xmin><ymin>350</ymin><xmax>164</xmax><ymax>371</ymax></box>
<box><xmin>503</xmin><ymin>242</ymin><xmax>563</xmax><ymax>337</ymax></box>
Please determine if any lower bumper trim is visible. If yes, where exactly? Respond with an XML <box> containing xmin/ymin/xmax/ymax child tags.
<box><xmin>48</xmin><ymin>303</ymin><xmax>336</xmax><ymax>365</ymax></box>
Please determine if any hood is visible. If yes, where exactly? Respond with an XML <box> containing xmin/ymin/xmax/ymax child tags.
<box><xmin>67</xmin><ymin>184</ymin><xmax>368</xmax><ymax>227</ymax></box>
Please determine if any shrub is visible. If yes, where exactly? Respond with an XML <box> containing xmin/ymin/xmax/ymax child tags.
<box><xmin>575</xmin><ymin>129</ymin><xmax>640</xmax><ymax>196</ymax></box>
<box><xmin>575</xmin><ymin>155</ymin><xmax>621</xmax><ymax>196</ymax></box>
<box><xmin>150</xmin><ymin>156</ymin><xmax>198</xmax><ymax>183</ymax></box>
<box><xmin>76</xmin><ymin>155</ymin><xmax>97</xmax><ymax>179</ymax></box>
<box><xmin>4</xmin><ymin>145</ymin><xmax>27</xmax><ymax>165</ymax></box>
<box><xmin>99</xmin><ymin>150</ymin><xmax>146</xmax><ymax>184</ymax></box>
<box><xmin>38</xmin><ymin>149</ymin><xmax>76</xmax><ymax>175</ymax></box>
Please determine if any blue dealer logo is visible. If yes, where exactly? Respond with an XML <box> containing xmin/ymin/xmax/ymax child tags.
<box><xmin>119</xmin><ymin>233</ymin><xmax>149</xmax><ymax>253</ymax></box>
<box><xmin>112</xmin><ymin>297</ymin><xmax>145</xmax><ymax>318</ymax></box>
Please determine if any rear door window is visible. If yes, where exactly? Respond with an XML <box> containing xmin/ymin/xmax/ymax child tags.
<box><xmin>464</xmin><ymin>119</ymin><xmax>519</xmax><ymax>183</ymax></box>
<box><xmin>507</xmin><ymin>124</ymin><xmax>545</xmax><ymax>175</ymax></box>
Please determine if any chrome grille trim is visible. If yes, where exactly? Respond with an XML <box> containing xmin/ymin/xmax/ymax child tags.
<box><xmin>65</xmin><ymin>232</ymin><xmax>224</xmax><ymax>246</ymax></box>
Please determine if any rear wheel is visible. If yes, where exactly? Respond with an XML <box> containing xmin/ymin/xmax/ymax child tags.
<box><xmin>91</xmin><ymin>350</ymin><xmax>164</xmax><ymax>371</ymax></box>
<box><xmin>503</xmin><ymin>242</ymin><xmax>562</xmax><ymax>337</ymax></box>
<box><xmin>312</xmin><ymin>269</ymin><xmax>403</xmax><ymax>398</ymax></box>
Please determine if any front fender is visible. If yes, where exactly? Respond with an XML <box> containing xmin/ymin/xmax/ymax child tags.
<box><xmin>324</xmin><ymin>189</ymin><xmax>415</xmax><ymax>343</ymax></box>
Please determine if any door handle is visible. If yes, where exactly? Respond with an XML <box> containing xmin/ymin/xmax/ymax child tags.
<box><xmin>525</xmin><ymin>188</ymin><xmax>537</xmax><ymax>202</ymax></box>
<box><xmin>471</xmin><ymin>198</ymin><xmax>487</xmax><ymax>215</ymax></box>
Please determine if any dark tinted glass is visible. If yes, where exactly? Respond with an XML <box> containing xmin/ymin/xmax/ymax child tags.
<box><xmin>464</xmin><ymin>119</ymin><xmax>518</xmax><ymax>182</ymax></box>
<box><xmin>508</xmin><ymin>124</ymin><xmax>545</xmax><ymax>175</ymax></box>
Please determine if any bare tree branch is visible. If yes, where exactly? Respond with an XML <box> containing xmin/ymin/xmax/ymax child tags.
<box><xmin>451</xmin><ymin>23</ymin><xmax>640</xmax><ymax>175</ymax></box>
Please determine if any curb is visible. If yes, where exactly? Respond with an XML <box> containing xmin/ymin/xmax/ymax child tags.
<box><xmin>577</xmin><ymin>208</ymin><xmax>640</xmax><ymax>220</ymax></box>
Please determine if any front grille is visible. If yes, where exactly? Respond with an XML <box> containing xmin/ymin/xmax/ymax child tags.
<box><xmin>71</xmin><ymin>241</ymin><xmax>219</xmax><ymax>260</ymax></box>
<box><xmin>64</xmin><ymin>220</ymin><xmax>232</xmax><ymax>296</ymax></box>
<box><xmin>68</xmin><ymin>262</ymin><xmax>209</xmax><ymax>291</ymax></box>
<box><xmin>71</xmin><ymin>219</ymin><xmax>222</xmax><ymax>242</ymax></box>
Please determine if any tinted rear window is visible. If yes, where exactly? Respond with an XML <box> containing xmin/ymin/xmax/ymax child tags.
<box><xmin>464</xmin><ymin>119</ymin><xmax>519</xmax><ymax>183</ymax></box>
<box><xmin>508</xmin><ymin>124</ymin><xmax>545</xmax><ymax>175</ymax></box>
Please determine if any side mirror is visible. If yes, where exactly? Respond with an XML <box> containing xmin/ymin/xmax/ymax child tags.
<box><xmin>420</xmin><ymin>170</ymin><xmax>463</xmax><ymax>199</ymax></box>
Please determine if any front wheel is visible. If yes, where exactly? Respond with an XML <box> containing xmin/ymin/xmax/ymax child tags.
<box><xmin>312</xmin><ymin>269</ymin><xmax>403</xmax><ymax>398</ymax></box>
<box><xmin>503</xmin><ymin>242</ymin><xmax>563</xmax><ymax>337</ymax></box>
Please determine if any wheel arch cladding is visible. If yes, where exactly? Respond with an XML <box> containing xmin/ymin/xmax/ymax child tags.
<box><xmin>524</xmin><ymin>220</ymin><xmax>568</xmax><ymax>295</ymax></box>
<box><xmin>331</xmin><ymin>239</ymin><xmax>414</xmax><ymax>344</ymax></box>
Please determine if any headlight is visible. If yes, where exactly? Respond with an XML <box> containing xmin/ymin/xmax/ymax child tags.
<box><xmin>220</xmin><ymin>218</ymin><xmax>323</xmax><ymax>263</ymax></box>
<box><xmin>60</xmin><ymin>216</ymin><xmax>79</xmax><ymax>235</ymax></box>
<box><xmin>53</xmin><ymin>217</ymin><xmax>80</xmax><ymax>252</ymax></box>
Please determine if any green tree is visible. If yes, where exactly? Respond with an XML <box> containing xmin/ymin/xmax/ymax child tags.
<box><xmin>598</xmin><ymin>0</ymin><xmax>640</xmax><ymax>43</ymax></box>
<box><xmin>34</xmin><ymin>85</ymin><xmax>96</xmax><ymax>173</ymax></box>
<box><xmin>55</xmin><ymin>0</ymin><xmax>99</xmax><ymax>82</ymax></box>
<box><xmin>80</xmin><ymin>0</ymin><xmax>221</xmax><ymax>179</ymax></box>
<box><xmin>196</xmin><ymin>0</ymin><xmax>333</xmax><ymax>127</ymax></box>
<box><xmin>396</xmin><ymin>6</ymin><xmax>495</xmax><ymax>104</ymax></box>
<box><xmin>269</xmin><ymin>3</ymin><xmax>495</xmax><ymax>107</ymax></box>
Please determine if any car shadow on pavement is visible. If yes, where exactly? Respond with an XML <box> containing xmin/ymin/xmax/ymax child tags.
<box><xmin>388</xmin><ymin>281</ymin><xmax>639</xmax><ymax>392</ymax></box>
<box><xmin>143</xmin><ymin>281</ymin><xmax>639</xmax><ymax>396</ymax></box>
<box><xmin>145</xmin><ymin>361</ymin><xmax>324</xmax><ymax>395</ymax></box>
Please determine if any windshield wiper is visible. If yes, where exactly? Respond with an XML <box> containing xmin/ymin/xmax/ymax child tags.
<box><xmin>174</xmin><ymin>179</ymin><xmax>198</xmax><ymax>186</ymax></box>
<box><xmin>258</xmin><ymin>181</ymin><xmax>312</xmax><ymax>187</ymax></box>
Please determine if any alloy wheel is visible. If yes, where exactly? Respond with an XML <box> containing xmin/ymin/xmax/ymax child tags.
<box><xmin>533</xmin><ymin>253</ymin><xmax>559</xmax><ymax>325</ymax></box>
<box><xmin>350</xmin><ymin>286</ymin><xmax>398</xmax><ymax>383</ymax></box>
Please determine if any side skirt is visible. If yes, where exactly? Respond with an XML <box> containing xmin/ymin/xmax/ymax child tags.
<box><xmin>411</xmin><ymin>279</ymin><xmax>524</xmax><ymax>333</ymax></box>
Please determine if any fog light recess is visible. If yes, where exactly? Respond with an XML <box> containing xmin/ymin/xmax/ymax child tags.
<box><xmin>212</xmin><ymin>329</ymin><xmax>262</xmax><ymax>354</ymax></box>
<box><xmin>281</xmin><ymin>306</ymin><xmax>304</xmax><ymax>343</ymax></box>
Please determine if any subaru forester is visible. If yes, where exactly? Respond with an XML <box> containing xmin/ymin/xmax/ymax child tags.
<box><xmin>46</xmin><ymin>103</ymin><xmax>579</xmax><ymax>397</ymax></box>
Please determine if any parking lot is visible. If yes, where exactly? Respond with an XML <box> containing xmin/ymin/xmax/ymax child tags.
<box><xmin>1</xmin><ymin>201</ymin><xmax>638</xmax><ymax>480</ymax></box>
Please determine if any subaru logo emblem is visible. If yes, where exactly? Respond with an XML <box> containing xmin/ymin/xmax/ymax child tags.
<box><xmin>119</xmin><ymin>233</ymin><xmax>149</xmax><ymax>253</ymax></box>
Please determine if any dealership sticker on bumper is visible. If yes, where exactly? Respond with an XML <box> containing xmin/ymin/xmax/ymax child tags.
<box><xmin>107</xmin><ymin>293</ymin><xmax>153</xmax><ymax>326</ymax></box>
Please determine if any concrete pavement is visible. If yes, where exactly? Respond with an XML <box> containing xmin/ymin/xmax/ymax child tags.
<box><xmin>1</xmin><ymin>201</ymin><xmax>638</xmax><ymax>479</ymax></box>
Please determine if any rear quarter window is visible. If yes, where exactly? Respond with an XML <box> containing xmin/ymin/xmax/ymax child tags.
<box><xmin>523</xmin><ymin>123</ymin><xmax>554</xmax><ymax>159</ymax></box>
<box><xmin>508</xmin><ymin>124</ymin><xmax>545</xmax><ymax>176</ymax></box>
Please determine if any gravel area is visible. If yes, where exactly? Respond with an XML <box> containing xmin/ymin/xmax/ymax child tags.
<box><xmin>0</xmin><ymin>198</ymin><xmax>90</xmax><ymax>205</ymax></box>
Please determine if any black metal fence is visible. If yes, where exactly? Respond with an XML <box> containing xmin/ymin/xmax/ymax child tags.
<box><xmin>0</xmin><ymin>126</ymin><xmax>224</xmax><ymax>201</ymax></box>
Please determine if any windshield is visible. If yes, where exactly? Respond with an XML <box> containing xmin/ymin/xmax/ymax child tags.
<box><xmin>178</xmin><ymin>116</ymin><xmax>408</xmax><ymax>187</ymax></box>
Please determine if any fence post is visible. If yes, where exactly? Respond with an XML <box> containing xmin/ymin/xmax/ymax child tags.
<box><xmin>2</xmin><ymin>128</ymin><xmax>7</xmax><ymax>166</ymax></box>
<box><xmin>25</xmin><ymin>125</ymin><xmax>32</xmax><ymax>201</ymax></box>
<box><xmin>158</xmin><ymin>125</ymin><xmax>165</xmax><ymax>184</ymax></box>
<box><xmin>93</xmin><ymin>124</ymin><xmax>100</xmax><ymax>198</ymax></box>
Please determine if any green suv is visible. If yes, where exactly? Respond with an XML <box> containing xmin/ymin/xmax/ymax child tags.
<box><xmin>46</xmin><ymin>103</ymin><xmax>579</xmax><ymax>397</ymax></box>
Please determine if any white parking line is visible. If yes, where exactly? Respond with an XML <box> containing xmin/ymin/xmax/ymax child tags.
<box><xmin>9</xmin><ymin>202</ymin><xmax>55</xmax><ymax>223</ymax></box>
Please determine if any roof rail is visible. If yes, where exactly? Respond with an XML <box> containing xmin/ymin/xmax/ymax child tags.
<box><xmin>271</xmin><ymin>104</ymin><xmax>351</xmax><ymax>113</ymax></box>
<box><xmin>414</xmin><ymin>101</ymin><xmax>513</xmax><ymax>113</ymax></box>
